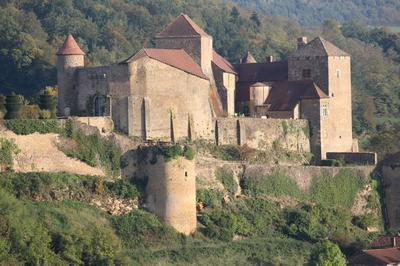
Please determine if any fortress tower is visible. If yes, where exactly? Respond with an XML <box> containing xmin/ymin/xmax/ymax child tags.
<box><xmin>288</xmin><ymin>37</ymin><xmax>354</xmax><ymax>159</ymax></box>
<box><xmin>154</xmin><ymin>14</ymin><xmax>214</xmax><ymax>80</ymax></box>
<box><xmin>56</xmin><ymin>34</ymin><xmax>85</xmax><ymax>116</ymax></box>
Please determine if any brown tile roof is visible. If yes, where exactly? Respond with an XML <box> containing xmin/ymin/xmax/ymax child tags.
<box><xmin>57</xmin><ymin>34</ymin><xmax>85</xmax><ymax>55</ymax></box>
<box><xmin>156</xmin><ymin>13</ymin><xmax>210</xmax><ymax>38</ymax></box>
<box><xmin>242</xmin><ymin>51</ymin><xmax>257</xmax><ymax>63</ymax></box>
<box><xmin>212</xmin><ymin>51</ymin><xmax>236</xmax><ymax>74</ymax></box>
<box><xmin>370</xmin><ymin>236</ymin><xmax>400</xmax><ymax>249</ymax></box>
<box><xmin>290</xmin><ymin>37</ymin><xmax>349</xmax><ymax>57</ymax></box>
<box><xmin>121</xmin><ymin>48</ymin><xmax>208</xmax><ymax>80</ymax></box>
<box><xmin>349</xmin><ymin>248</ymin><xmax>400</xmax><ymax>265</ymax></box>
<box><xmin>265</xmin><ymin>80</ymin><xmax>328</xmax><ymax>111</ymax></box>
<box><xmin>235</xmin><ymin>61</ymin><xmax>288</xmax><ymax>102</ymax></box>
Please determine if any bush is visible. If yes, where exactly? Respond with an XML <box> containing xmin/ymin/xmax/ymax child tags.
<box><xmin>309</xmin><ymin>240</ymin><xmax>346</xmax><ymax>266</ymax></box>
<box><xmin>196</xmin><ymin>189</ymin><xmax>223</xmax><ymax>208</ymax></box>
<box><xmin>21</xmin><ymin>104</ymin><xmax>41</xmax><ymax>119</ymax></box>
<box><xmin>105</xmin><ymin>179</ymin><xmax>140</xmax><ymax>199</ymax></box>
<box><xmin>5</xmin><ymin>119</ymin><xmax>62</xmax><ymax>135</ymax></box>
<box><xmin>61</xmin><ymin>128</ymin><xmax>121</xmax><ymax>177</ymax></box>
<box><xmin>200</xmin><ymin>209</ymin><xmax>239</xmax><ymax>241</ymax></box>
<box><xmin>111</xmin><ymin>209</ymin><xmax>183</xmax><ymax>249</ymax></box>
<box><xmin>4</xmin><ymin>94</ymin><xmax>23</xmax><ymax>119</ymax></box>
<box><xmin>39</xmin><ymin>109</ymin><xmax>51</xmax><ymax>119</ymax></box>
<box><xmin>0</xmin><ymin>139</ymin><xmax>19</xmax><ymax>171</ymax></box>
<box><xmin>183</xmin><ymin>145</ymin><xmax>196</xmax><ymax>160</ymax></box>
<box><xmin>215</xmin><ymin>168</ymin><xmax>237</xmax><ymax>197</ymax></box>
<box><xmin>352</xmin><ymin>214</ymin><xmax>377</xmax><ymax>230</ymax></box>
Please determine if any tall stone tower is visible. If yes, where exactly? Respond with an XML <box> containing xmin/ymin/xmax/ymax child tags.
<box><xmin>154</xmin><ymin>14</ymin><xmax>213</xmax><ymax>79</ymax></box>
<box><xmin>56</xmin><ymin>34</ymin><xmax>85</xmax><ymax>116</ymax></box>
<box><xmin>288</xmin><ymin>37</ymin><xmax>353</xmax><ymax>159</ymax></box>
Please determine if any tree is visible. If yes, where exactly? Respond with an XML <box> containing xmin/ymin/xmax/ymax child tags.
<box><xmin>230</xmin><ymin>7</ymin><xmax>240</xmax><ymax>20</ymax></box>
<box><xmin>310</xmin><ymin>240</ymin><xmax>346</xmax><ymax>266</ymax></box>
<box><xmin>250</xmin><ymin>11</ymin><xmax>261</xmax><ymax>27</ymax></box>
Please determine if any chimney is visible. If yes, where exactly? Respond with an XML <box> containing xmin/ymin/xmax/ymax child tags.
<box><xmin>266</xmin><ymin>56</ymin><xmax>274</xmax><ymax>63</ymax></box>
<box><xmin>297</xmin><ymin>37</ymin><xmax>308</xmax><ymax>49</ymax></box>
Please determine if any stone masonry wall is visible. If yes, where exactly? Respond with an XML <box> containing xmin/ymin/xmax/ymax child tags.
<box><xmin>216</xmin><ymin>118</ymin><xmax>310</xmax><ymax>153</ymax></box>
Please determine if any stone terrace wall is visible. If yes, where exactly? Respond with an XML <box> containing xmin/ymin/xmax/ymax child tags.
<box><xmin>216</xmin><ymin>118</ymin><xmax>310</xmax><ymax>153</ymax></box>
<box><xmin>196</xmin><ymin>157</ymin><xmax>374</xmax><ymax>191</ymax></box>
<box><xmin>327</xmin><ymin>152</ymin><xmax>377</xmax><ymax>165</ymax></box>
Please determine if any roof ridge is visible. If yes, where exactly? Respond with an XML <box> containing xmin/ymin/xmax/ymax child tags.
<box><xmin>57</xmin><ymin>34</ymin><xmax>85</xmax><ymax>56</ymax></box>
<box><xmin>156</xmin><ymin>14</ymin><xmax>210</xmax><ymax>38</ymax></box>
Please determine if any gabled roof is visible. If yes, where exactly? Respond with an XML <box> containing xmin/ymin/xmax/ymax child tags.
<box><xmin>212</xmin><ymin>51</ymin><xmax>236</xmax><ymax>74</ymax></box>
<box><xmin>57</xmin><ymin>34</ymin><xmax>85</xmax><ymax>55</ymax></box>
<box><xmin>156</xmin><ymin>13</ymin><xmax>210</xmax><ymax>38</ymax></box>
<box><xmin>242</xmin><ymin>51</ymin><xmax>257</xmax><ymax>63</ymax></box>
<box><xmin>265</xmin><ymin>80</ymin><xmax>329</xmax><ymax>111</ymax></box>
<box><xmin>121</xmin><ymin>48</ymin><xmax>208</xmax><ymax>80</ymax></box>
<box><xmin>349</xmin><ymin>248</ymin><xmax>400</xmax><ymax>265</ymax></box>
<box><xmin>290</xmin><ymin>37</ymin><xmax>349</xmax><ymax>57</ymax></box>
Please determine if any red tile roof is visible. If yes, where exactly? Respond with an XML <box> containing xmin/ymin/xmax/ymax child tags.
<box><xmin>265</xmin><ymin>80</ymin><xmax>328</xmax><ymax>111</ymax></box>
<box><xmin>121</xmin><ymin>48</ymin><xmax>208</xmax><ymax>80</ymax></box>
<box><xmin>212</xmin><ymin>51</ymin><xmax>236</xmax><ymax>74</ymax></box>
<box><xmin>156</xmin><ymin>14</ymin><xmax>210</xmax><ymax>38</ymax></box>
<box><xmin>370</xmin><ymin>236</ymin><xmax>400</xmax><ymax>249</ymax></box>
<box><xmin>349</xmin><ymin>248</ymin><xmax>400</xmax><ymax>265</ymax></box>
<box><xmin>57</xmin><ymin>34</ymin><xmax>85</xmax><ymax>55</ymax></box>
<box><xmin>235</xmin><ymin>61</ymin><xmax>288</xmax><ymax>102</ymax></box>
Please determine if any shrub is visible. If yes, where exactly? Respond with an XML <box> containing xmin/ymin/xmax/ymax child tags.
<box><xmin>61</xmin><ymin>128</ymin><xmax>121</xmax><ymax>177</ymax></box>
<box><xmin>200</xmin><ymin>209</ymin><xmax>239</xmax><ymax>241</ymax></box>
<box><xmin>309</xmin><ymin>240</ymin><xmax>346</xmax><ymax>266</ymax></box>
<box><xmin>183</xmin><ymin>145</ymin><xmax>196</xmax><ymax>160</ymax></box>
<box><xmin>160</xmin><ymin>144</ymin><xmax>183</xmax><ymax>161</ymax></box>
<box><xmin>196</xmin><ymin>189</ymin><xmax>223</xmax><ymax>208</ymax></box>
<box><xmin>21</xmin><ymin>104</ymin><xmax>41</xmax><ymax>119</ymax></box>
<box><xmin>215</xmin><ymin>168</ymin><xmax>237</xmax><ymax>197</ymax></box>
<box><xmin>0</xmin><ymin>139</ymin><xmax>19</xmax><ymax>171</ymax></box>
<box><xmin>105</xmin><ymin>179</ymin><xmax>140</xmax><ymax>199</ymax></box>
<box><xmin>352</xmin><ymin>214</ymin><xmax>377</xmax><ymax>230</ymax></box>
<box><xmin>39</xmin><ymin>92</ymin><xmax>56</xmax><ymax>118</ymax></box>
<box><xmin>111</xmin><ymin>209</ymin><xmax>183</xmax><ymax>249</ymax></box>
<box><xmin>39</xmin><ymin>109</ymin><xmax>51</xmax><ymax>119</ymax></box>
<box><xmin>4</xmin><ymin>94</ymin><xmax>23</xmax><ymax>119</ymax></box>
<box><xmin>5</xmin><ymin>119</ymin><xmax>61</xmax><ymax>135</ymax></box>
<box><xmin>241</xmin><ymin>170</ymin><xmax>302</xmax><ymax>199</ymax></box>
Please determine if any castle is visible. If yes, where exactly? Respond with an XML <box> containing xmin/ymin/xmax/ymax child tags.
<box><xmin>56</xmin><ymin>14</ymin><xmax>357</xmax><ymax>161</ymax></box>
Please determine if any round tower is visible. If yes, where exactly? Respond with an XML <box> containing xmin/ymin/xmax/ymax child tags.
<box><xmin>146</xmin><ymin>155</ymin><xmax>196</xmax><ymax>235</ymax></box>
<box><xmin>56</xmin><ymin>34</ymin><xmax>85</xmax><ymax>116</ymax></box>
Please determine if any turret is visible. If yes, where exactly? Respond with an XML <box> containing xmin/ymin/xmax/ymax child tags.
<box><xmin>56</xmin><ymin>34</ymin><xmax>85</xmax><ymax>116</ymax></box>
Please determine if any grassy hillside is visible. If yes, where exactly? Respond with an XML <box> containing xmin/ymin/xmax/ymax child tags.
<box><xmin>233</xmin><ymin>0</ymin><xmax>400</xmax><ymax>26</ymax></box>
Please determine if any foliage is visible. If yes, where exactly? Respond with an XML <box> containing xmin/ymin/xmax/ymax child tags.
<box><xmin>241</xmin><ymin>170</ymin><xmax>302</xmax><ymax>199</ymax></box>
<box><xmin>4</xmin><ymin>94</ymin><xmax>23</xmax><ymax>119</ymax></box>
<box><xmin>215</xmin><ymin>168</ymin><xmax>237</xmax><ymax>196</ymax></box>
<box><xmin>61</xmin><ymin>126</ymin><xmax>121</xmax><ymax>177</ymax></box>
<box><xmin>111</xmin><ymin>209</ymin><xmax>183</xmax><ymax>249</ymax></box>
<box><xmin>196</xmin><ymin>189</ymin><xmax>223</xmax><ymax>208</ymax></box>
<box><xmin>0</xmin><ymin>139</ymin><xmax>19</xmax><ymax>171</ymax></box>
<box><xmin>234</xmin><ymin>0</ymin><xmax>400</xmax><ymax>26</ymax></box>
<box><xmin>5</xmin><ymin>119</ymin><xmax>61</xmax><ymax>135</ymax></box>
<box><xmin>183</xmin><ymin>144</ymin><xmax>196</xmax><ymax>160</ymax></box>
<box><xmin>352</xmin><ymin>214</ymin><xmax>377</xmax><ymax>230</ymax></box>
<box><xmin>20</xmin><ymin>104</ymin><xmax>40</xmax><ymax>119</ymax></box>
<box><xmin>310</xmin><ymin>169</ymin><xmax>366</xmax><ymax>208</ymax></box>
<box><xmin>104</xmin><ymin>179</ymin><xmax>140</xmax><ymax>199</ymax></box>
<box><xmin>309</xmin><ymin>240</ymin><xmax>346</xmax><ymax>266</ymax></box>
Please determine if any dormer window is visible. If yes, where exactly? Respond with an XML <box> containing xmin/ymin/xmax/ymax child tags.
<box><xmin>302</xmin><ymin>69</ymin><xmax>311</xmax><ymax>79</ymax></box>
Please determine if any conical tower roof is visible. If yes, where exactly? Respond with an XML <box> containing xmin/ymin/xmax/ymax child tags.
<box><xmin>57</xmin><ymin>34</ymin><xmax>85</xmax><ymax>56</ymax></box>
<box><xmin>242</xmin><ymin>51</ymin><xmax>257</xmax><ymax>63</ymax></box>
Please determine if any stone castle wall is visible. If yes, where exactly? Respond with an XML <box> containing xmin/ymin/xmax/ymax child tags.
<box><xmin>127</xmin><ymin>57</ymin><xmax>214</xmax><ymax>141</ymax></box>
<box><xmin>216</xmin><ymin>118</ymin><xmax>310</xmax><ymax>152</ymax></box>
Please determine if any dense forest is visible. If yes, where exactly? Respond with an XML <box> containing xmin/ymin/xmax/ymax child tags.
<box><xmin>0</xmin><ymin>0</ymin><xmax>400</xmax><ymax>151</ymax></box>
<box><xmin>233</xmin><ymin>0</ymin><xmax>400</xmax><ymax>26</ymax></box>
